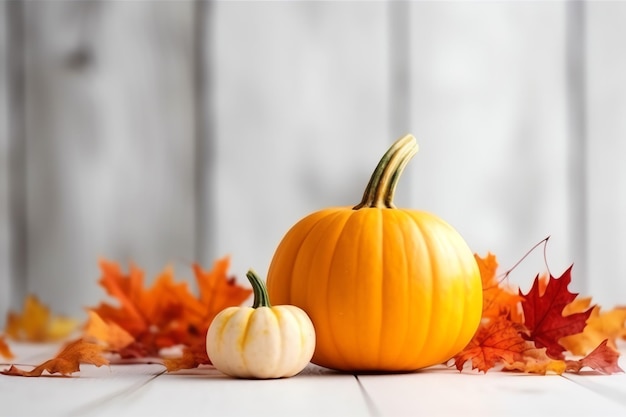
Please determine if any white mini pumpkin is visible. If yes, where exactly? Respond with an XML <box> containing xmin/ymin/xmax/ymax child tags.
<box><xmin>206</xmin><ymin>269</ymin><xmax>316</xmax><ymax>379</ymax></box>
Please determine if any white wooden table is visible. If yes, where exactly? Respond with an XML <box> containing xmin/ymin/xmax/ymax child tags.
<box><xmin>2</xmin><ymin>342</ymin><xmax>626</xmax><ymax>417</ymax></box>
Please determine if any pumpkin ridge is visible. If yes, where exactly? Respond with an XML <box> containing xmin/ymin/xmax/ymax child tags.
<box><xmin>344</xmin><ymin>208</ymin><xmax>384</xmax><ymax>369</ymax></box>
<box><xmin>318</xmin><ymin>210</ymin><xmax>360</xmax><ymax>369</ymax></box>
<box><xmin>444</xmin><ymin>234</ymin><xmax>482</xmax><ymax>359</ymax></box>
<box><xmin>268</xmin><ymin>209</ymin><xmax>337</xmax><ymax>302</ymax></box>
<box><xmin>380</xmin><ymin>209</ymin><xmax>412</xmax><ymax>369</ymax></box>
<box><xmin>422</xmin><ymin>219</ymin><xmax>457</xmax><ymax>365</ymax></box>
<box><xmin>287</xmin><ymin>209</ymin><xmax>352</xmax><ymax>369</ymax></box>
<box><xmin>289</xmin><ymin>210</ymin><xmax>344</xmax><ymax>303</ymax></box>
<box><xmin>237</xmin><ymin>309</ymin><xmax>255</xmax><ymax>376</ymax></box>
<box><xmin>428</xmin><ymin>228</ymin><xmax>465</xmax><ymax>363</ymax></box>
<box><xmin>405</xmin><ymin>212</ymin><xmax>436</xmax><ymax>363</ymax></box>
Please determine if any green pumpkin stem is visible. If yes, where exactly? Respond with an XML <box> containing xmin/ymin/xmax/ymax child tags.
<box><xmin>353</xmin><ymin>134</ymin><xmax>419</xmax><ymax>210</ymax></box>
<box><xmin>247</xmin><ymin>269</ymin><xmax>272</xmax><ymax>308</ymax></box>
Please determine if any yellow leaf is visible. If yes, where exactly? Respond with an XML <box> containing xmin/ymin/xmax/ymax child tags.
<box><xmin>5</xmin><ymin>295</ymin><xmax>79</xmax><ymax>342</ymax></box>
<box><xmin>560</xmin><ymin>305</ymin><xmax>626</xmax><ymax>356</ymax></box>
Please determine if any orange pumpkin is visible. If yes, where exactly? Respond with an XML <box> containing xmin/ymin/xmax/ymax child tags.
<box><xmin>266</xmin><ymin>134</ymin><xmax>482</xmax><ymax>372</ymax></box>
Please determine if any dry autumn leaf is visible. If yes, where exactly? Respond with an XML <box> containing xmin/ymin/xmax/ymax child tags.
<box><xmin>1</xmin><ymin>338</ymin><xmax>109</xmax><ymax>377</ymax></box>
<box><xmin>520</xmin><ymin>267</ymin><xmax>593</xmax><ymax>359</ymax></box>
<box><xmin>454</xmin><ymin>316</ymin><xmax>532</xmax><ymax>372</ymax></box>
<box><xmin>87</xmin><ymin>256</ymin><xmax>251</xmax><ymax>370</ymax></box>
<box><xmin>0</xmin><ymin>335</ymin><xmax>14</xmax><ymax>360</ymax></box>
<box><xmin>560</xmin><ymin>299</ymin><xmax>626</xmax><ymax>356</ymax></box>
<box><xmin>475</xmin><ymin>253</ymin><xmax>523</xmax><ymax>322</ymax></box>
<box><xmin>83</xmin><ymin>310</ymin><xmax>135</xmax><ymax>351</ymax></box>
<box><xmin>5</xmin><ymin>294</ymin><xmax>79</xmax><ymax>342</ymax></box>
<box><xmin>502</xmin><ymin>339</ymin><xmax>624</xmax><ymax>375</ymax></box>
<box><xmin>564</xmin><ymin>339</ymin><xmax>623</xmax><ymax>374</ymax></box>
<box><xmin>454</xmin><ymin>250</ymin><xmax>623</xmax><ymax>375</ymax></box>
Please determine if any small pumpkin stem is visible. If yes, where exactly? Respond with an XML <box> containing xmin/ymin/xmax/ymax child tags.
<box><xmin>353</xmin><ymin>134</ymin><xmax>419</xmax><ymax>210</ymax></box>
<box><xmin>247</xmin><ymin>269</ymin><xmax>272</xmax><ymax>308</ymax></box>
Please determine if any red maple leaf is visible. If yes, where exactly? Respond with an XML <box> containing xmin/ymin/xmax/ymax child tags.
<box><xmin>520</xmin><ymin>266</ymin><xmax>593</xmax><ymax>359</ymax></box>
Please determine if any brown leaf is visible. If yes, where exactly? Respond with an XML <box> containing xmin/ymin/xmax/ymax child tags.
<box><xmin>163</xmin><ymin>340</ymin><xmax>211</xmax><ymax>372</ymax></box>
<box><xmin>1</xmin><ymin>339</ymin><xmax>109</xmax><ymax>377</ymax></box>
<box><xmin>564</xmin><ymin>339</ymin><xmax>624</xmax><ymax>374</ymax></box>
<box><xmin>502</xmin><ymin>347</ymin><xmax>567</xmax><ymax>375</ymax></box>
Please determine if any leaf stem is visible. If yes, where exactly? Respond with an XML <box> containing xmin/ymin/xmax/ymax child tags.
<box><xmin>498</xmin><ymin>236</ymin><xmax>552</xmax><ymax>284</ymax></box>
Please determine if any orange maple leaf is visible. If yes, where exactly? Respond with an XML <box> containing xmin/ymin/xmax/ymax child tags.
<box><xmin>454</xmin><ymin>317</ymin><xmax>533</xmax><ymax>373</ymax></box>
<box><xmin>5</xmin><ymin>294</ymin><xmax>78</xmax><ymax>342</ymax></box>
<box><xmin>0</xmin><ymin>335</ymin><xmax>14</xmax><ymax>360</ymax></box>
<box><xmin>83</xmin><ymin>311</ymin><xmax>135</xmax><ymax>351</ymax></box>
<box><xmin>87</xmin><ymin>256</ymin><xmax>252</xmax><ymax>367</ymax></box>
<box><xmin>475</xmin><ymin>253</ymin><xmax>523</xmax><ymax>322</ymax></box>
<box><xmin>193</xmin><ymin>257</ymin><xmax>253</xmax><ymax>323</ymax></box>
<box><xmin>1</xmin><ymin>338</ymin><xmax>109</xmax><ymax>377</ymax></box>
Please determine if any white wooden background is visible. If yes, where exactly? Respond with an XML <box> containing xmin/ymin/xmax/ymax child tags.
<box><xmin>1</xmin><ymin>1</ymin><xmax>625</xmax><ymax>326</ymax></box>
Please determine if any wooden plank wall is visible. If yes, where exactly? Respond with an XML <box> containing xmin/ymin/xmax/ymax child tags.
<box><xmin>586</xmin><ymin>1</ymin><xmax>626</xmax><ymax>306</ymax></box>
<box><xmin>1</xmin><ymin>1</ymin><xmax>625</xmax><ymax>325</ymax></box>
<box><xmin>0</xmin><ymin>0</ymin><xmax>10</xmax><ymax>324</ymax></box>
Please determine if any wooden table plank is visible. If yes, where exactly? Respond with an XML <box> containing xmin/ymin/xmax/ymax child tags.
<box><xmin>562</xmin><ymin>351</ymin><xmax>626</xmax><ymax>410</ymax></box>
<box><xmin>3</xmin><ymin>343</ymin><xmax>626</xmax><ymax>416</ymax></box>
<box><xmin>80</xmin><ymin>364</ymin><xmax>371</xmax><ymax>417</ymax></box>
<box><xmin>358</xmin><ymin>363</ymin><xmax>626</xmax><ymax>417</ymax></box>
<box><xmin>1</xmin><ymin>362</ymin><xmax>165</xmax><ymax>417</ymax></box>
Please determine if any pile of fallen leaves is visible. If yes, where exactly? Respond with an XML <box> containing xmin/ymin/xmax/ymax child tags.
<box><xmin>1</xmin><ymin>247</ymin><xmax>625</xmax><ymax>377</ymax></box>
<box><xmin>452</xmin><ymin>252</ymin><xmax>626</xmax><ymax>374</ymax></box>
<box><xmin>0</xmin><ymin>256</ymin><xmax>251</xmax><ymax>376</ymax></box>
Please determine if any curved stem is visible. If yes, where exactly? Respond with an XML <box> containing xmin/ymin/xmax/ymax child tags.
<box><xmin>353</xmin><ymin>134</ymin><xmax>419</xmax><ymax>210</ymax></box>
<box><xmin>247</xmin><ymin>269</ymin><xmax>272</xmax><ymax>308</ymax></box>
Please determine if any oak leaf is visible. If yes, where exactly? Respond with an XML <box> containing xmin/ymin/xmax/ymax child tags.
<box><xmin>520</xmin><ymin>266</ymin><xmax>592</xmax><ymax>359</ymax></box>
<box><xmin>1</xmin><ymin>339</ymin><xmax>109</xmax><ymax>377</ymax></box>
<box><xmin>5</xmin><ymin>294</ymin><xmax>78</xmax><ymax>342</ymax></box>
